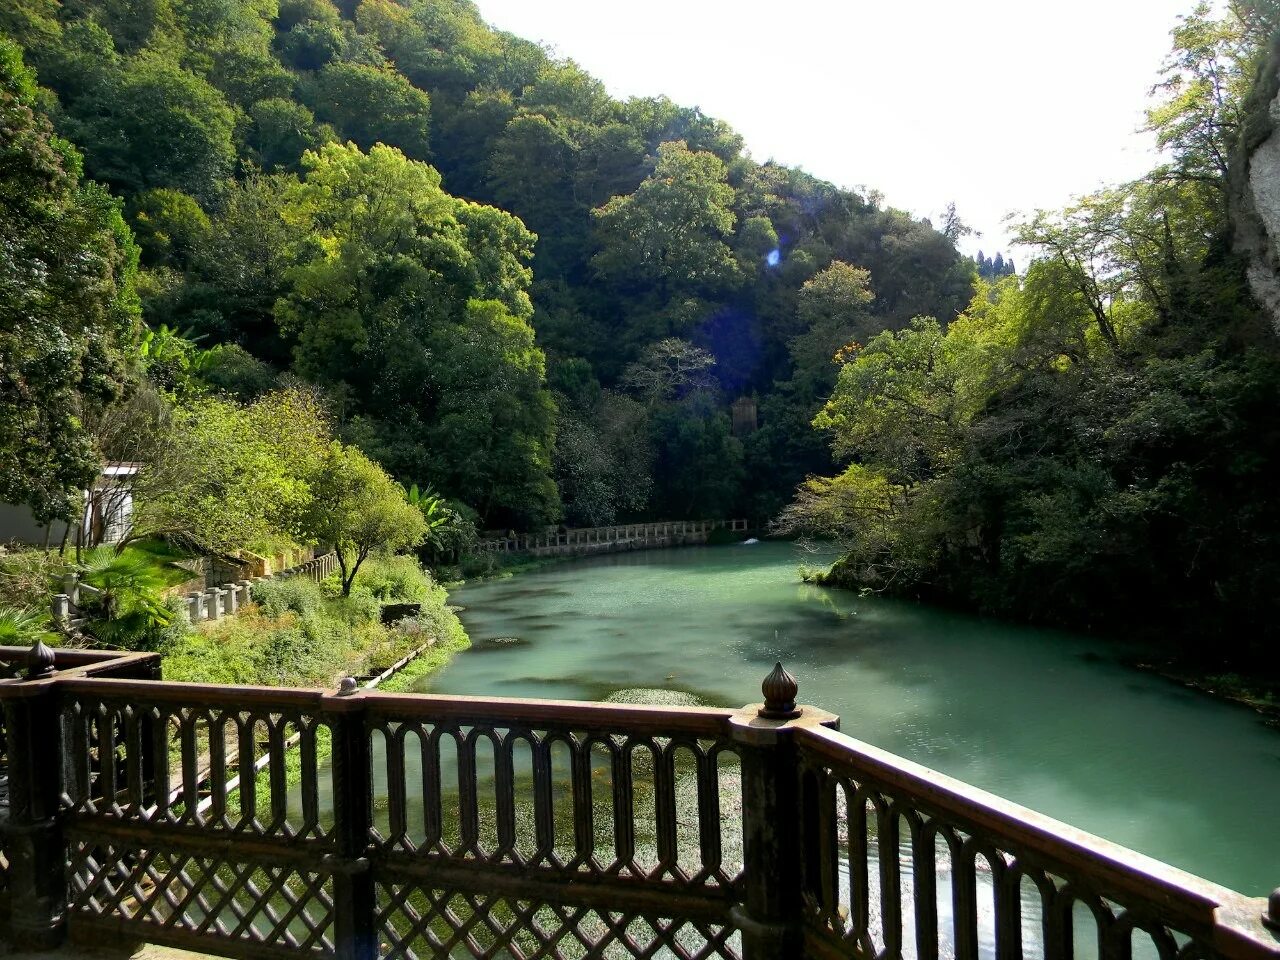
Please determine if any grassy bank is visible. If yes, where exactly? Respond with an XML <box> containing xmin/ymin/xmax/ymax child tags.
<box><xmin>161</xmin><ymin>555</ymin><xmax>469</xmax><ymax>687</ymax></box>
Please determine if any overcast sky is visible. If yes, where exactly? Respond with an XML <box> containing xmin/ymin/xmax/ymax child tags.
<box><xmin>470</xmin><ymin>0</ymin><xmax>1193</xmax><ymax>256</ymax></box>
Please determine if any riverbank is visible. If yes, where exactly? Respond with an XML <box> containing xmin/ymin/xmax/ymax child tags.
<box><xmin>1133</xmin><ymin>660</ymin><xmax>1280</xmax><ymax>724</ymax></box>
<box><xmin>448</xmin><ymin>525</ymin><xmax>759</xmax><ymax>587</ymax></box>
<box><xmin>813</xmin><ymin>548</ymin><xmax>1280</xmax><ymax>726</ymax></box>
<box><xmin>162</xmin><ymin>555</ymin><xmax>470</xmax><ymax>688</ymax></box>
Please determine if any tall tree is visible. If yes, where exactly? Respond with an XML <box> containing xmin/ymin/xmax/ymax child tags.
<box><xmin>592</xmin><ymin>140</ymin><xmax>742</xmax><ymax>308</ymax></box>
<box><xmin>0</xmin><ymin>38</ymin><xmax>141</xmax><ymax>525</ymax></box>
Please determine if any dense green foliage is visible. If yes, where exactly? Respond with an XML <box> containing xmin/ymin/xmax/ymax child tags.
<box><xmin>0</xmin><ymin>0</ymin><xmax>972</xmax><ymax>531</ymax></box>
<box><xmin>0</xmin><ymin>36</ymin><xmax>140</xmax><ymax>525</ymax></box>
<box><xmin>782</xmin><ymin>3</ymin><xmax>1280</xmax><ymax>665</ymax></box>
<box><xmin>161</xmin><ymin>555</ymin><xmax>468</xmax><ymax>685</ymax></box>
<box><xmin>8</xmin><ymin>0</ymin><xmax>1280</xmax><ymax>675</ymax></box>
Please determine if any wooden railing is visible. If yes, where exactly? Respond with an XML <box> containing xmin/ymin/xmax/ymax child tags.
<box><xmin>480</xmin><ymin>519</ymin><xmax>751</xmax><ymax>555</ymax></box>
<box><xmin>0</xmin><ymin>648</ymin><xmax>1276</xmax><ymax>960</ymax></box>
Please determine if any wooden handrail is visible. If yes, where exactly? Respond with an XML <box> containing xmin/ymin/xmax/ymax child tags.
<box><xmin>796</xmin><ymin>723</ymin><xmax>1262</xmax><ymax>938</ymax></box>
<box><xmin>0</xmin><ymin>665</ymin><xmax>1275</xmax><ymax>960</ymax></box>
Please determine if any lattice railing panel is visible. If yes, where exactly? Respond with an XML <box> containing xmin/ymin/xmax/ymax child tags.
<box><xmin>68</xmin><ymin>833</ymin><xmax>335</xmax><ymax>955</ymax></box>
<box><xmin>367</xmin><ymin>709</ymin><xmax>744</xmax><ymax>892</ymax></box>
<box><xmin>376</xmin><ymin>878</ymin><xmax>742</xmax><ymax>960</ymax></box>
<box><xmin>796</xmin><ymin>727</ymin><xmax>1230</xmax><ymax>960</ymax></box>
<box><xmin>59</xmin><ymin>688</ymin><xmax>335</xmax><ymax>842</ymax></box>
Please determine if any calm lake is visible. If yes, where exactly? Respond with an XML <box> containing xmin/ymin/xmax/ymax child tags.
<box><xmin>416</xmin><ymin>541</ymin><xmax>1280</xmax><ymax>897</ymax></box>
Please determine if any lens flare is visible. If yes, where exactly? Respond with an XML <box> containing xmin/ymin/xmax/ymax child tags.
<box><xmin>766</xmin><ymin>248</ymin><xmax>781</xmax><ymax>267</ymax></box>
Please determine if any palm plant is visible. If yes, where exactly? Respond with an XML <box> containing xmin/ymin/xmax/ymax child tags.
<box><xmin>0</xmin><ymin>606</ymin><xmax>56</xmax><ymax>678</ymax></box>
<box><xmin>0</xmin><ymin>606</ymin><xmax>52</xmax><ymax>646</ymax></box>
<box><xmin>403</xmin><ymin>483</ymin><xmax>451</xmax><ymax>549</ymax></box>
<box><xmin>77</xmin><ymin>542</ymin><xmax>193</xmax><ymax>648</ymax></box>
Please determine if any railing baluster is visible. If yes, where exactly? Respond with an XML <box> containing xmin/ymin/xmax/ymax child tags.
<box><xmin>457</xmin><ymin>730</ymin><xmax>479</xmax><ymax>853</ymax></box>
<box><xmin>613</xmin><ymin>739</ymin><xmax>637</xmax><ymax>871</ymax></box>
<box><xmin>1045</xmin><ymin>883</ymin><xmax>1074</xmax><ymax>960</ymax></box>
<box><xmin>654</xmin><ymin>742</ymin><xmax>678</xmax><ymax>877</ymax></box>
<box><xmin>879</xmin><ymin>800</ymin><xmax>903</xmax><ymax>959</ymax></box>
<box><xmin>150</xmin><ymin>705</ymin><xmax>171</xmax><ymax>818</ymax></box>
<box><xmin>422</xmin><ymin>727</ymin><xmax>443</xmax><ymax>850</ymax></box>
<box><xmin>909</xmin><ymin>812</ymin><xmax>939</xmax><ymax>960</ymax></box>
<box><xmin>849</xmin><ymin>787</ymin><xmax>871</xmax><ymax>942</ymax></box>
<box><xmin>386</xmin><ymin>725</ymin><xmax>407</xmax><ymax>846</ymax></box>
<box><xmin>237</xmin><ymin>713</ymin><xmax>257</xmax><ymax>825</ymax></box>
<box><xmin>209</xmin><ymin>713</ymin><xmax>227</xmax><ymax>825</ymax></box>
<box><xmin>953</xmin><ymin>837</ymin><xmax>980</xmax><ymax>960</ymax></box>
<box><xmin>994</xmin><ymin>855</ymin><xmax>1024</xmax><ymax>960</ymax></box>
<box><xmin>531</xmin><ymin>733</ymin><xmax>555</xmax><ymax>863</ymax></box>
<box><xmin>67</xmin><ymin>702</ymin><xmax>91</xmax><ymax>806</ymax></box>
<box><xmin>493</xmin><ymin>733</ymin><xmax>517</xmax><ymax>858</ymax></box>
<box><xmin>267</xmin><ymin>716</ymin><xmax>287</xmax><ymax>829</ymax></box>
<box><xmin>696</xmin><ymin>746</ymin><xmax>723</xmax><ymax>879</ymax></box>
<box><xmin>180</xmin><ymin>711</ymin><xmax>199</xmax><ymax>821</ymax></box>
<box><xmin>95</xmin><ymin>703</ymin><xmax>116</xmax><ymax>812</ymax></box>
<box><xmin>571</xmin><ymin>734</ymin><xmax>594</xmax><ymax>866</ymax></box>
<box><xmin>816</xmin><ymin>778</ymin><xmax>840</xmax><ymax>927</ymax></box>
<box><xmin>124</xmin><ymin>705</ymin><xmax>143</xmax><ymax>816</ymax></box>
<box><xmin>298</xmin><ymin>717</ymin><xmax>319</xmax><ymax>834</ymax></box>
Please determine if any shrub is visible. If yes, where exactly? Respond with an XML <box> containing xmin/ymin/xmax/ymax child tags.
<box><xmin>329</xmin><ymin>590</ymin><xmax>381</xmax><ymax>626</ymax></box>
<box><xmin>0</xmin><ymin>548</ymin><xmax>69</xmax><ymax>610</ymax></box>
<box><xmin>164</xmin><ymin>557</ymin><xmax>466</xmax><ymax>687</ymax></box>
<box><xmin>352</xmin><ymin>553</ymin><xmax>433</xmax><ymax>602</ymax></box>
<box><xmin>252</xmin><ymin>576</ymin><xmax>322</xmax><ymax>619</ymax></box>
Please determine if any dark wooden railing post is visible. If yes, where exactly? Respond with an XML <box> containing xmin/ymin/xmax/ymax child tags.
<box><xmin>3</xmin><ymin>640</ymin><xmax>67</xmax><ymax>949</ymax></box>
<box><xmin>731</xmin><ymin>663</ymin><xmax>839</xmax><ymax>960</ymax></box>
<box><xmin>328</xmin><ymin>679</ymin><xmax>376</xmax><ymax>960</ymax></box>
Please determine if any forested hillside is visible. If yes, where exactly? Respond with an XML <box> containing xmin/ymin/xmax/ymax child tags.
<box><xmin>0</xmin><ymin>0</ymin><xmax>973</xmax><ymax>532</ymax></box>
<box><xmin>9</xmin><ymin>0</ymin><xmax>1280</xmax><ymax>669</ymax></box>
<box><xmin>781</xmin><ymin>2</ymin><xmax>1280</xmax><ymax>666</ymax></box>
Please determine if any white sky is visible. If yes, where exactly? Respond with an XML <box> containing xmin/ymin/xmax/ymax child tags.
<box><xmin>470</xmin><ymin>0</ymin><xmax>1192</xmax><ymax>257</ymax></box>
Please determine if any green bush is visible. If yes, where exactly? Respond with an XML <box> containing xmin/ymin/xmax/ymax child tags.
<box><xmin>161</xmin><ymin>614</ymin><xmax>265</xmax><ymax>685</ymax></box>
<box><xmin>163</xmin><ymin>557</ymin><xmax>468</xmax><ymax>686</ymax></box>
<box><xmin>0</xmin><ymin>548</ymin><xmax>69</xmax><ymax>611</ymax></box>
<box><xmin>328</xmin><ymin>590</ymin><xmax>381</xmax><ymax>626</ymax></box>
<box><xmin>349</xmin><ymin>553</ymin><xmax>433</xmax><ymax>602</ymax></box>
<box><xmin>252</xmin><ymin>576</ymin><xmax>322</xmax><ymax>619</ymax></box>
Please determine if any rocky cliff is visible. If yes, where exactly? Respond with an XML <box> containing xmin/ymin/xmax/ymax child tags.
<box><xmin>1233</xmin><ymin>33</ymin><xmax>1280</xmax><ymax>333</ymax></box>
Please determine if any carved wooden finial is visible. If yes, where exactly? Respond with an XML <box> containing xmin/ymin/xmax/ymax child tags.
<box><xmin>1264</xmin><ymin>887</ymin><xmax>1280</xmax><ymax>931</ymax></box>
<box><xmin>758</xmin><ymin>661</ymin><xmax>801</xmax><ymax>719</ymax></box>
<box><xmin>26</xmin><ymin>636</ymin><xmax>55</xmax><ymax>680</ymax></box>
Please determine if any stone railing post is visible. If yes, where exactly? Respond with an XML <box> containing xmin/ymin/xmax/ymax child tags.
<box><xmin>731</xmin><ymin>663</ymin><xmax>839</xmax><ymax>960</ymax></box>
<box><xmin>223</xmin><ymin>583</ymin><xmax>239</xmax><ymax>615</ymax></box>
<box><xmin>50</xmin><ymin>594</ymin><xmax>70</xmax><ymax>624</ymax></box>
<box><xmin>206</xmin><ymin>587</ymin><xmax>223</xmax><ymax>621</ymax></box>
<box><xmin>2</xmin><ymin>640</ymin><xmax>68</xmax><ymax>948</ymax></box>
<box><xmin>328</xmin><ymin>679</ymin><xmax>376</xmax><ymax>960</ymax></box>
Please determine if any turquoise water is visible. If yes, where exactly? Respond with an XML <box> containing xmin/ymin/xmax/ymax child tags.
<box><xmin>421</xmin><ymin>541</ymin><xmax>1280</xmax><ymax>897</ymax></box>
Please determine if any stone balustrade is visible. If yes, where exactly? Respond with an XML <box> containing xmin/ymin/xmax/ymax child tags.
<box><xmin>480</xmin><ymin>517</ymin><xmax>751</xmax><ymax>557</ymax></box>
<box><xmin>50</xmin><ymin>550</ymin><xmax>340</xmax><ymax>628</ymax></box>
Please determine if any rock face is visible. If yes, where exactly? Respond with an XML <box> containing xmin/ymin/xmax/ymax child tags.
<box><xmin>1233</xmin><ymin>35</ymin><xmax>1280</xmax><ymax>334</ymax></box>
